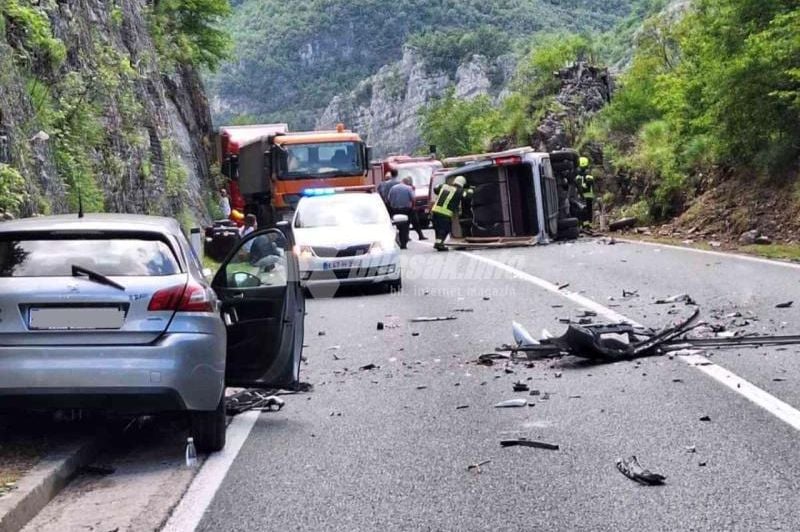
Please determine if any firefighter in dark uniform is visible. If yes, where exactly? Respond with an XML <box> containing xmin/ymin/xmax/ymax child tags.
<box><xmin>431</xmin><ymin>175</ymin><xmax>473</xmax><ymax>251</ymax></box>
<box><xmin>575</xmin><ymin>157</ymin><xmax>595</xmax><ymax>227</ymax></box>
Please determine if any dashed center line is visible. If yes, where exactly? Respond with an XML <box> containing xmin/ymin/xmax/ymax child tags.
<box><xmin>418</xmin><ymin>242</ymin><xmax>800</xmax><ymax>432</ymax></box>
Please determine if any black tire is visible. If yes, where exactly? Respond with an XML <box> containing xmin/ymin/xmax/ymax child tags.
<box><xmin>385</xmin><ymin>277</ymin><xmax>402</xmax><ymax>293</ymax></box>
<box><xmin>557</xmin><ymin>217</ymin><xmax>579</xmax><ymax>231</ymax></box>
<box><xmin>191</xmin><ymin>393</ymin><xmax>226</xmax><ymax>453</ymax></box>
<box><xmin>557</xmin><ymin>224</ymin><xmax>580</xmax><ymax>241</ymax></box>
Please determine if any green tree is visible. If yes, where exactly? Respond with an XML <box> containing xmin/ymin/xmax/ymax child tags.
<box><xmin>419</xmin><ymin>90</ymin><xmax>504</xmax><ymax>158</ymax></box>
<box><xmin>149</xmin><ymin>0</ymin><xmax>232</xmax><ymax>71</ymax></box>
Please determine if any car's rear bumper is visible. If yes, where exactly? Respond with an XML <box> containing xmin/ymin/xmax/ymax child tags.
<box><xmin>0</xmin><ymin>332</ymin><xmax>225</xmax><ymax>412</ymax></box>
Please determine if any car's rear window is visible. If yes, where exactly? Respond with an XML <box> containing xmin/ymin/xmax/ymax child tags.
<box><xmin>0</xmin><ymin>237</ymin><xmax>181</xmax><ymax>277</ymax></box>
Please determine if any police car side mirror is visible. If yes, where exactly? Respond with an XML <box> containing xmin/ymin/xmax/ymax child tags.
<box><xmin>392</xmin><ymin>214</ymin><xmax>409</xmax><ymax>225</ymax></box>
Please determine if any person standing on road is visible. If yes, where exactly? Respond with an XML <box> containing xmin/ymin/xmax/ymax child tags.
<box><xmin>388</xmin><ymin>177</ymin><xmax>415</xmax><ymax>249</ymax></box>
<box><xmin>378</xmin><ymin>169</ymin><xmax>400</xmax><ymax>205</ymax></box>
<box><xmin>406</xmin><ymin>180</ymin><xmax>428</xmax><ymax>241</ymax></box>
<box><xmin>431</xmin><ymin>175</ymin><xmax>472</xmax><ymax>252</ymax></box>
<box><xmin>219</xmin><ymin>188</ymin><xmax>232</xmax><ymax>219</ymax></box>
<box><xmin>576</xmin><ymin>157</ymin><xmax>595</xmax><ymax>227</ymax></box>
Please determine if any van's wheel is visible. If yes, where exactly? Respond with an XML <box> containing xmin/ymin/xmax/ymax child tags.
<box><xmin>190</xmin><ymin>393</ymin><xmax>227</xmax><ymax>453</ymax></box>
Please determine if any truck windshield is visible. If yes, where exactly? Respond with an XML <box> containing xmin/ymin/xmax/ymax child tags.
<box><xmin>277</xmin><ymin>142</ymin><xmax>364</xmax><ymax>180</ymax></box>
<box><xmin>396</xmin><ymin>165</ymin><xmax>437</xmax><ymax>188</ymax></box>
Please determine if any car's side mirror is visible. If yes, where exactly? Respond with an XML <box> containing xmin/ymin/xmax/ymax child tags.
<box><xmin>392</xmin><ymin>214</ymin><xmax>409</xmax><ymax>225</ymax></box>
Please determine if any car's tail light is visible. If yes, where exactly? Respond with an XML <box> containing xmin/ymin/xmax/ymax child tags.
<box><xmin>148</xmin><ymin>282</ymin><xmax>213</xmax><ymax>312</ymax></box>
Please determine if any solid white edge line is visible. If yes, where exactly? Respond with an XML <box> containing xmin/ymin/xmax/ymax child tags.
<box><xmin>162</xmin><ymin>411</ymin><xmax>260</xmax><ymax>532</ymax></box>
<box><xmin>619</xmin><ymin>238</ymin><xmax>800</xmax><ymax>270</ymax></box>
<box><xmin>436</xmin><ymin>245</ymin><xmax>800</xmax><ymax>432</ymax></box>
<box><xmin>682</xmin><ymin>355</ymin><xmax>800</xmax><ymax>431</ymax></box>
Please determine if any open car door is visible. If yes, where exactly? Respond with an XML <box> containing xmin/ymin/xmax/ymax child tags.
<box><xmin>211</xmin><ymin>222</ymin><xmax>305</xmax><ymax>389</ymax></box>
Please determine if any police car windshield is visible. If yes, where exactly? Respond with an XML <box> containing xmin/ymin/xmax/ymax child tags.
<box><xmin>294</xmin><ymin>195</ymin><xmax>388</xmax><ymax>228</ymax></box>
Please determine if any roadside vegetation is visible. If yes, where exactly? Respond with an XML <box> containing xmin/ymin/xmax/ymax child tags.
<box><xmin>419</xmin><ymin>0</ymin><xmax>800</xmax><ymax>234</ymax></box>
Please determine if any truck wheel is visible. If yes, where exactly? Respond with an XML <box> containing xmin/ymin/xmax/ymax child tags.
<box><xmin>190</xmin><ymin>394</ymin><xmax>226</xmax><ymax>453</ymax></box>
<box><xmin>557</xmin><ymin>217</ymin><xmax>579</xmax><ymax>231</ymax></box>
<box><xmin>557</xmin><ymin>218</ymin><xmax>580</xmax><ymax>241</ymax></box>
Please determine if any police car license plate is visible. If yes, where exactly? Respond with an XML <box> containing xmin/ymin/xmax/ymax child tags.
<box><xmin>323</xmin><ymin>260</ymin><xmax>356</xmax><ymax>270</ymax></box>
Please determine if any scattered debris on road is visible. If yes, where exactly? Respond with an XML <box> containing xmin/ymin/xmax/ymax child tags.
<box><xmin>699</xmin><ymin>415</ymin><xmax>711</xmax><ymax>422</ymax></box>
<box><xmin>359</xmin><ymin>363</ymin><xmax>379</xmax><ymax>371</ymax></box>
<box><xmin>453</xmin><ymin>308</ymin><xmax>475</xmax><ymax>313</ymax></box>
<box><xmin>226</xmin><ymin>389</ymin><xmax>285</xmax><ymax>415</ymax></box>
<box><xmin>513</xmin><ymin>382</ymin><xmax>530</xmax><ymax>392</ymax></box>
<box><xmin>494</xmin><ymin>398</ymin><xmax>528</xmax><ymax>408</ymax></box>
<box><xmin>616</xmin><ymin>456</ymin><xmax>666</xmax><ymax>486</ymax></box>
<box><xmin>410</xmin><ymin>316</ymin><xmax>457</xmax><ymax>323</ymax></box>
<box><xmin>377</xmin><ymin>322</ymin><xmax>384</xmax><ymax>330</ymax></box>
<box><xmin>655</xmin><ymin>293</ymin><xmax>696</xmax><ymax>305</ymax></box>
<box><xmin>557</xmin><ymin>282</ymin><xmax>570</xmax><ymax>290</ymax></box>
<box><xmin>467</xmin><ymin>460</ymin><xmax>491</xmax><ymax>473</ymax></box>
<box><xmin>500</xmin><ymin>439</ymin><xmax>559</xmax><ymax>450</ymax></box>
<box><xmin>775</xmin><ymin>301</ymin><xmax>793</xmax><ymax>309</ymax></box>
<box><xmin>456</xmin><ymin>405</ymin><xmax>470</xmax><ymax>410</ymax></box>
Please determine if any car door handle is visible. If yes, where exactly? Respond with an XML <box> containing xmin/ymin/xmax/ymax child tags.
<box><xmin>230</xmin><ymin>291</ymin><xmax>245</xmax><ymax>299</ymax></box>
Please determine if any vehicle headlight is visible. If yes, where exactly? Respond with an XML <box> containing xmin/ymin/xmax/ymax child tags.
<box><xmin>294</xmin><ymin>244</ymin><xmax>314</xmax><ymax>259</ymax></box>
<box><xmin>370</xmin><ymin>240</ymin><xmax>395</xmax><ymax>253</ymax></box>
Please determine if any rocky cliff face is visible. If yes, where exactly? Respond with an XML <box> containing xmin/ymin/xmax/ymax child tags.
<box><xmin>0</xmin><ymin>1</ymin><xmax>214</xmax><ymax>225</ymax></box>
<box><xmin>317</xmin><ymin>48</ymin><xmax>514</xmax><ymax>157</ymax></box>
<box><xmin>531</xmin><ymin>62</ymin><xmax>614</xmax><ymax>156</ymax></box>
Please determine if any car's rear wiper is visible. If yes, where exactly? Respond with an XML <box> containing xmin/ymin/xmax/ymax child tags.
<box><xmin>71</xmin><ymin>265</ymin><xmax>126</xmax><ymax>292</ymax></box>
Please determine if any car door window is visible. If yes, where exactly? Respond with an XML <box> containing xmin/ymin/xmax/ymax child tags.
<box><xmin>218</xmin><ymin>233</ymin><xmax>289</xmax><ymax>289</ymax></box>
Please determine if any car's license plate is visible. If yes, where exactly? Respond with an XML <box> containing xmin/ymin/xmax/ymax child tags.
<box><xmin>29</xmin><ymin>307</ymin><xmax>126</xmax><ymax>330</ymax></box>
<box><xmin>323</xmin><ymin>260</ymin><xmax>357</xmax><ymax>270</ymax></box>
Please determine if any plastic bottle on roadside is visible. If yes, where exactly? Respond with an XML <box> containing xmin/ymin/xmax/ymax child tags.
<box><xmin>185</xmin><ymin>437</ymin><xmax>198</xmax><ymax>467</ymax></box>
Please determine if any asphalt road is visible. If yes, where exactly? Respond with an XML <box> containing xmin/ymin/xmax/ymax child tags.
<box><xmin>196</xmin><ymin>236</ymin><xmax>800</xmax><ymax>531</ymax></box>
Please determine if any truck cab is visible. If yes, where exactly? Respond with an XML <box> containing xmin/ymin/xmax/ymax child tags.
<box><xmin>218</xmin><ymin>124</ymin><xmax>372</xmax><ymax>228</ymax></box>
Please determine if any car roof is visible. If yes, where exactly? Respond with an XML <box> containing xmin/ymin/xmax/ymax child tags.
<box><xmin>0</xmin><ymin>214</ymin><xmax>184</xmax><ymax>237</ymax></box>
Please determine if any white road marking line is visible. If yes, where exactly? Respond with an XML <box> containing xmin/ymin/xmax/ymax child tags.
<box><xmin>454</xmin><ymin>248</ymin><xmax>800</xmax><ymax>432</ymax></box>
<box><xmin>682</xmin><ymin>355</ymin><xmax>800</xmax><ymax>431</ymax></box>
<box><xmin>619</xmin><ymin>238</ymin><xmax>800</xmax><ymax>270</ymax></box>
<box><xmin>162</xmin><ymin>411</ymin><xmax>260</xmax><ymax>532</ymax></box>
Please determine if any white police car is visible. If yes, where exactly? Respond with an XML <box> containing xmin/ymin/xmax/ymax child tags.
<box><xmin>292</xmin><ymin>189</ymin><xmax>403</xmax><ymax>293</ymax></box>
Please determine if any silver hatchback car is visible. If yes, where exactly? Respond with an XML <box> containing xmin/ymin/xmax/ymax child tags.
<box><xmin>0</xmin><ymin>214</ymin><xmax>305</xmax><ymax>452</ymax></box>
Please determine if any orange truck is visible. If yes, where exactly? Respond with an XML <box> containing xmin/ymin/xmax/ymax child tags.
<box><xmin>217</xmin><ymin>124</ymin><xmax>372</xmax><ymax>226</ymax></box>
<box><xmin>369</xmin><ymin>155</ymin><xmax>443</xmax><ymax>227</ymax></box>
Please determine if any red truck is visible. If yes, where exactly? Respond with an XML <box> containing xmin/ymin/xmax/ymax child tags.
<box><xmin>368</xmin><ymin>155</ymin><xmax>443</xmax><ymax>227</ymax></box>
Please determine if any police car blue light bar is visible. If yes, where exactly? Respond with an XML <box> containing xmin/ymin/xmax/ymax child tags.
<box><xmin>301</xmin><ymin>186</ymin><xmax>376</xmax><ymax>196</ymax></box>
<box><xmin>302</xmin><ymin>187</ymin><xmax>338</xmax><ymax>196</ymax></box>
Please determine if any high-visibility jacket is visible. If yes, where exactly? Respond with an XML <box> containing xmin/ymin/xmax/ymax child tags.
<box><xmin>432</xmin><ymin>184</ymin><xmax>472</xmax><ymax>218</ymax></box>
<box><xmin>576</xmin><ymin>174</ymin><xmax>595</xmax><ymax>199</ymax></box>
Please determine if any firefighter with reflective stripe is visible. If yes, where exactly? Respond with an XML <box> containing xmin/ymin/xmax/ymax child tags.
<box><xmin>431</xmin><ymin>175</ymin><xmax>473</xmax><ymax>251</ymax></box>
<box><xmin>575</xmin><ymin>156</ymin><xmax>595</xmax><ymax>226</ymax></box>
